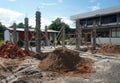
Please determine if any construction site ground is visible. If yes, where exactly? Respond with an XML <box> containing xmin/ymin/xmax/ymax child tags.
<box><xmin>0</xmin><ymin>45</ymin><xmax>120</xmax><ymax>83</ymax></box>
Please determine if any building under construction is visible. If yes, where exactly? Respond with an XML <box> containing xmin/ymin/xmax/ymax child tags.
<box><xmin>70</xmin><ymin>6</ymin><xmax>120</xmax><ymax>45</ymax></box>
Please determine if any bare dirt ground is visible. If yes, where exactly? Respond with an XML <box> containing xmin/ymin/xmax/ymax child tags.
<box><xmin>0</xmin><ymin>45</ymin><xmax>120</xmax><ymax>83</ymax></box>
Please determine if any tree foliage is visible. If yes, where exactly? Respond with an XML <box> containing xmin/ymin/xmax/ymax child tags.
<box><xmin>0</xmin><ymin>22</ymin><xmax>6</xmax><ymax>40</ymax></box>
<box><xmin>48</xmin><ymin>18</ymin><xmax>71</xmax><ymax>34</ymax></box>
<box><xmin>10</xmin><ymin>22</ymin><xmax>34</xmax><ymax>28</ymax></box>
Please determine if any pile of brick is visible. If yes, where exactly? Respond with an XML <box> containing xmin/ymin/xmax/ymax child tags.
<box><xmin>0</xmin><ymin>41</ymin><xmax>27</xmax><ymax>59</ymax></box>
<box><xmin>97</xmin><ymin>43</ymin><xmax>120</xmax><ymax>54</ymax></box>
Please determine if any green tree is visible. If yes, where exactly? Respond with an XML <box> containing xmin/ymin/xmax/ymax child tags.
<box><xmin>48</xmin><ymin>18</ymin><xmax>71</xmax><ymax>34</ymax></box>
<box><xmin>17</xmin><ymin>22</ymin><xmax>25</xmax><ymax>28</ymax></box>
<box><xmin>0</xmin><ymin>22</ymin><xmax>6</xmax><ymax>40</ymax></box>
<box><xmin>10</xmin><ymin>22</ymin><xmax>34</xmax><ymax>29</ymax></box>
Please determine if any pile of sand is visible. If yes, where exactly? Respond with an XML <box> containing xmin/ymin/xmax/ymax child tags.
<box><xmin>39</xmin><ymin>47</ymin><xmax>93</xmax><ymax>74</ymax></box>
<box><xmin>0</xmin><ymin>41</ymin><xmax>27</xmax><ymax>59</ymax></box>
<box><xmin>97</xmin><ymin>43</ymin><xmax>120</xmax><ymax>54</ymax></box>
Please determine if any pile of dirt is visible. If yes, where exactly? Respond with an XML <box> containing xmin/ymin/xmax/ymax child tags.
<box><xmin>97</xmin><ymin>43</ymin><xmax>120</xmax><ymax>54</ymax></box>
<box><xmin>0</xmin><ymin>41</ymin><xmax>27</xmax><ymax>59</ymax></box>
<box><xmin>39</xmin><ymin>47</ymin><xmax>93</xmax><ymax>74</ymax></box>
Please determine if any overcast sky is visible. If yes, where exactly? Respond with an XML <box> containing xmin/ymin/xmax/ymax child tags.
<box><xmin>0</xmin><ymin>0</ymin><xmax>120</xmax><ymax>28</ymax></box>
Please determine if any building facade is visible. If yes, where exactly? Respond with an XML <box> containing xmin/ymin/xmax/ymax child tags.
<box><xmin>4</xmin><ymin>27</ymin><xmax>58</xmax><ymax>46</ymax></box>
<box><xmin>70</xmin><ymin>6</ymin><xmax>120</xmax><ymax>45</ymax></box>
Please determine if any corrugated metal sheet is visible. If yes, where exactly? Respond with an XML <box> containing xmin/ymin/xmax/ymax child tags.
<box><xmin>70</xmin><ymin>6</ymin><xmax>120</xmax><ymax>20</ymax></box>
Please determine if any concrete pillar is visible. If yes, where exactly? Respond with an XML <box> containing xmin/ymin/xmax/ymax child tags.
<box><xmin>54</xmin><ymin>33</ymin><xmax>57</xmax><ymax>47</ymax></box>
<box><xmin>99</xmin><ymin>16</ymin><xmax>101</xmax><ymax>26</ymax></box>
<box><xmin>24</xmin><ymin>17</ymin><xmax>29</xmax><ymax>51</ymax></box>
<box><xmin>117</xmin><ymin>13</ymin><xmax>119</xmax><ymax>25</ymax></box>
<box><xmin>109</xmin><ymin>28</ymin><xmax>112</xmax><ymax>43</ymax></box>
<box><xmin>76</xmin><ymin>20</ymin><xmax>81</xmax><ymax>50</ymax></box>
<box><xmin>45</xmin><ymin>25</ymin><xmax>48</xmax><ymax>46</ymax></box>
<box><xmin>92</xmin><ymin>21</ymin><xmax>96</xmax><ymax>50</ymax></box>
<box><xmin>35</xmin><ymin>11</ymin><xmax>41</xmax><ymax>53</ymax></box>
<box><xmin>13</xmin><ymin>23</ymin><xmax>17</xmax><ymax>44</ymax></box>
<box><xmin>62</xmin><ymin>23</ymin><xmax>65</xmax><ymax>47</ymax></box>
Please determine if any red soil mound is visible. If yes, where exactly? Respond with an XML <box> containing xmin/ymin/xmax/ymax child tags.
<box><xmin>97</xmin><ymin>43</ymin><xmax>120</xmax><ymax>54</ymax></box>
<box><xmin>39</xmin><ymin>47</ymin><xmax>93</xmax><ymax>74</ymax></box>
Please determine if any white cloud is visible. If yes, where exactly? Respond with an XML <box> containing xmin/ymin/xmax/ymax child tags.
<box><xmin>29</xmin><ymin>16</ymin><xmax>75</xmax><ymax>29</ymax></box>
<box><xmin>0</xmin><ymin>8</ymin><xmax>23</xmax><ymax>27</ymax></box>
<box><xmin>41</xmin><ymin>2</ymin><xmax>57</xmax><ymax>6</ymax></box>
<box><xmin>58</xmin><ymin>0</ymin><xmax>64</xmax><ymax>3</ymax></box>
<box><xmin>90</xmin><ymin>3</ymin><xmax>100</xmax><ymax>11</ymax></box>
<box><xmin>52</xmin><ymin>16</ymin><xmax>75</xmax><ymax>28</ymax></box>
<box><xmin>29</xmin><ymin>17</ymin><xmax>51</xmax><ymax>29</ymax></box>
<box><xmin>61</xmin><ymin>16</ymin><xmax>75</xmax><ymax>28</ymax></box>
<box><xmin>8</xmin><ymin>0</ymin><xmax>16</xmax><ymax>2</ymax></box>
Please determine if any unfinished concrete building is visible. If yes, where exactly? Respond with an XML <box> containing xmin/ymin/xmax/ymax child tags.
<box><xmin>70</xmin><ymin>6</ymin><xmax>120</xmax><ymax>45</ymax></box>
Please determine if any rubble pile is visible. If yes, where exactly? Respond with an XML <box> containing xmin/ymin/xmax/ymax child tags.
<box><xmin>0</xmin><ymin>41</ymin><xmax>27</xmax><ymax>59</ymax></box>
<box><xmin>97</xmin><ymin>43</ymin><xmax>120</xmax><ymax>54</ymax></box>
<box><xmin>39</xmin><ymin>47</ymin><xmax>93</xmax><ymax>74</ymax></box>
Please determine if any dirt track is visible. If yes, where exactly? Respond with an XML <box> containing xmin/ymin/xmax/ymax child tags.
<box><xmin>0</xmin><ymin>48</ymin><xmax>120</xmax><ymax>83</ymax></box>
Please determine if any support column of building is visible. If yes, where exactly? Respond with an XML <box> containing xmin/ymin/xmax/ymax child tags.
<box><xmin>13</xmin><ymin>23</ymin><xmax>17</xmax><ymax>44</ymax></box>
<box><xmin>109</xmin><ymin>28</ymin><xmax>112</xmax><ymax>43</ymax></box>
<box><xmin>62</xmin><ymin>23</ymin><xmax>65</xmax><ymax>47</ymax></box>
<box><xmin>92</xmin><ymin>21</ymin><xmax>96</xmax><ymax>50</ymax></box>
<box><xmin>117</xmin><ymin>13</ymin><xmax>119</xmax><ymax>25</ymax></box>
<box><xmin>24</xmin><ymin>17</ymin><xmax>29</xmax><ymax>51</ymax></box>
<box><xmin>54</xmin><ymin>33</ymin><xmax>57</xmax><ymax>47</ymax></box>
<box><xmin>45</xmin><ymin>25</ymin><xmax>48</xmax><ymax>46</ymax></box>
<box><xmin>99</xmin><ymin>16</ymin><xmax>101</xmax><ymax>26</ymax></box>
<box><xmin>36</xmin><ymin>11</ymin><xmax>41</xmax><ymax>53</ymax></box>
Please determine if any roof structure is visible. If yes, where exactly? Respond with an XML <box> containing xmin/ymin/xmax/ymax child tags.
<box><xmin>70</xmin><ymin>5</ymin><xmax>120</xmax><ymax>20</ymax></box>
<box><xmin>6</xmin><ymin>27</ymin><xmax>58</xmax><ymax>33</ymax></box>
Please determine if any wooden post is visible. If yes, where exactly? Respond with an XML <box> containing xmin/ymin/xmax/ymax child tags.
<box><xmin>24</xmin><ymin>17</ymin><xmax>29</xmax><ymax>51</ymax></box>
<box><xmin>62</xmin><ymin>23</ymin><xmax>65</xmax><ymax>47</ymax></box>
<box><xmin>13</xmin><ymin>23</ymin><xmax>17</xmax><ymax>44</ymax></box>
<box><xmin>36</xmin><ymin>11</ymin><xmax>41</xmax><ymax>53</ymax></box>
<box><xmin>45</xmin><ymin>25</ymin><xmax>48</xmax><ymax>46</ymax></box>
<box><xmin>92</xmin><ymin>21</ymin><xmax>96</xmax><ymax>50</ymax></box>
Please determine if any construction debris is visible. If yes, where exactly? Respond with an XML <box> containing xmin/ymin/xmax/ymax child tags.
<box><xmin>0</xmin><ymin>41</ymin><xmax>27</xmax><ymax>59</ymax></box>
<box><xmin>97</xmin><ymin>43</ymin><xmax>120</xmax><ymax>54</ymax></box>
<box><xmin>39</xmin><ymin>47</ymin><xmax>93</xmax><ymax>74</ymax></box>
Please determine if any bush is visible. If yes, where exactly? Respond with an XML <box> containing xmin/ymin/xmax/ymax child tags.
<box><xmin>17</xmin><ymin>40</ymin><xmax>24</xmax><ymax>47</ymax></box>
